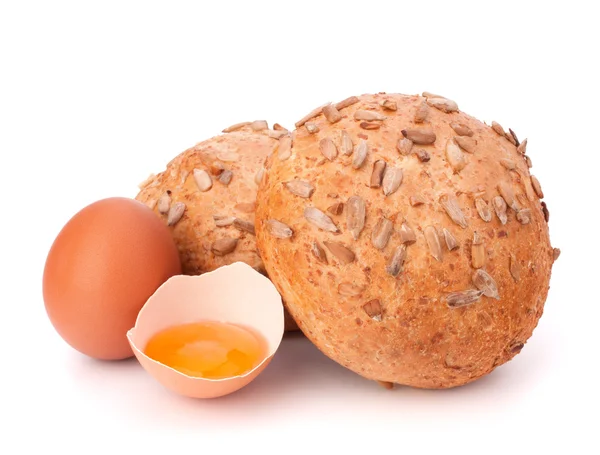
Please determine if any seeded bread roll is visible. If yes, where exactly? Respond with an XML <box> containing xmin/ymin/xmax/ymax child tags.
<box><xmin>255</xmin><ymin>93</ymin><xmax>559</xmax><ymax>388</ymax></box>
<box><xmin>136</xmin><ymin>121</ymin><xmax>299</xmax><ymax>331</ymax></box>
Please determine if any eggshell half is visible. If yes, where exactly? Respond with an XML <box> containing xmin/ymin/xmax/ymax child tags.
<box><xmin>127</xmin><ymin>262</ymin><xmax>284</xmax><ymax>398</ymax></box>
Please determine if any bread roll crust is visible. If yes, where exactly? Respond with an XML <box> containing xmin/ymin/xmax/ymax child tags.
<box><xmin>135</xmin><ymin>125</ymin><xmax>299</xmax><ymax>331</ymax></box>
<box><xmin>255</xmin><ymin>93</ymin><xmax>556</xmax><ymax>388</ymax></box>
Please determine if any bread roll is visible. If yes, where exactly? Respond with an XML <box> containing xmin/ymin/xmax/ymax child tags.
<box><xmin>136</xmin><ymin>122</ymin><xmax>299</xmax><ymax>331</ymax></box>
<box><xmin>255</xmin><ymin>93</ymin><xmax>558</xmax><ymax>388</ymax></box>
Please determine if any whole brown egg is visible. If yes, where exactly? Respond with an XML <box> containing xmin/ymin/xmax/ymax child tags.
<box><xmin>43</xmin><ymin>197</ymin><xmax>182</xmax><ymax>360</ymax></box>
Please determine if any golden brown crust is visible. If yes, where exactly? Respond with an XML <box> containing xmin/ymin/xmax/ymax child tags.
<box><xmin>135</xmin><ymin>124</ymin><xmax>299</xmax><ymax>331</ymax></box>
<box><xmin>255</xmin><ymin>93</ymin><xmax>556</xmax><ymax>388</ymax></box>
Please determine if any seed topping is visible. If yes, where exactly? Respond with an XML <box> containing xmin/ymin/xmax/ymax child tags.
<box><xmin>371</xmin><ymin>217</ymin><xmax>394</xmax><ymax>250</ymax></box>
<box><xmin>233</xmin><ymin>218</ymin><xmax>255</xmax><ymax>235</ymax></box>
<box><xmin>213</xmin><ymin>215</ymin><xmax>235</xmax><ymax>227</ymax></box>
<box><xmin>311</xmin><ymin>241</ymin><xmax>328</xmax><ymax>264</ymax></box>
<box><xmin>517</xmin><ymin>138</ymin><xmax>528</xmax><ymax>155</ymax></box>
<box><xmin>443</xmin><ymin>228</ymin><xmax>459</xmax><ymax>251</ymax></box>
<box><xmin>440</xmin><ymin>194</ymin><xmax>468</xmax><ymax>228</ymax></box>
<box><xmin>346</xmin><ymin>196</ymin><xmax>366</xmax><ymax>240</ymax></box>
<box><xmin>167</xmin><ymin>202</ymin><xmax>186</xmax><ymax>226</ymax></box>
<box><xmin>193</xmin><ymin>169</ymin><xmax>213</xmax><ymax>192</ymax></box>
<box><xmin>327</xmin><ymin>202</ymin><xmax>344</xmax><ymax>215</ymax></box>
<box><xmin>424</xmin><ymin>225</ymin><xmax>443</xmax><ymax>261</ymax></box>
<box><xmin>531</xmin><ymin>176</ymin><xmax>544</xmax><ymax>198</ymax></box>
<box><xmin>500</xmin><ymin>158</ymin><xmax>516</xmax><ymax>170</ymax></box>
<box><xmin>493</xmin><ymin>196</ymin><xmax>508</xmax><ymax>225</ymax></box>
<box><xmin>324</xmin><ymin>241</ymin><xmax>355</xmax><ymax>265</ymax></box>
<box><xmin>354</xmin><ymin>110</ymin><xmax>386</xmax><ymax>122</ymax></box>
<box><xmin>516</xmin><ymin>208</ymin><xmax>532</xmax><ymax>224</ymax></box>
<box><xmin>491</xmin><ymin>121</ymin><xmax>506</xmax><ymax>137</ymax></box>
<box><xmin>267</xmin><ymin>219</ymin><xmax>293</xmax><ymax>239</ymax></box>
<box><xmin>352</xmin><ymin>139</ymin><xmax>368</xmax><ymax>169</ymax></box>
<box><xmin>397</xmin><ymin>137</ymin><xmax>414</xmax><ymax>156</ymax></box>
<box><xmin>410</xmin><ymin>194</ymin><xmax>426</xmax><ymax>206</ymax></box>
<box><xmin>382</xmin><ymin>166</ymin><xmax>403</xmax><ymax>196</ymax></box>
<box><xmin>340</xmin><ymin>131</ymin><xmax>354</xmax><ymax>155</ymax></box>
<box><xmin>414</xmin><ymin>100</ymin><xmax>429</xmax><ymax>123</ymax></box>
<box><xmin>509</xmin><ymin>252</ymin><xmax>520</xmax><ymax>282</ymax></box>
<box><xmin>284</xmin><ymin>179</ymin><xmax>315</xmax><ymax>198</ymax></box>
<box><xmin>219</xmin><ymin>170</ymin><xmax>233</xmax><ymax>185</ymax></box>
<box><xmin>453</xmin><ymin>136</ymin><xmax>477</xmax><ymax>154</ymax></box>
<box><xmin>380</xmin><ymin>99</ymin><xmax>397</xmax><ymax>111</ymax></box>
<box><xmin>370</xmin><ymin>160</ymin><xmax>387</xmax><ymax>188</ymax></box>
<box><xmin>362</xmin><ymin>299</ymin><xmax>383</xmax><ymax>321</ymax></box>
<box><xmin>445</xmin><ymin>289</ymin><xmax>484</xmax><ymax>308</ymax></box>
<box><xmin>450</xmin><ymin>122</ymin><xmax>474</xmax><ymax>136</ymax></box>
<box><xmin>157</xmin><ymin>192</ymin><xmax>171</xmax><ymax>214</ymax></box>
<box><xmin>304</xmin><ymin>207</ymin><xmax>339</xmax><ymax>233</ymax></box>
<box><xmin>386</xmin><ymin>245</ymin><xmax>407</xmax><ymax>277</ymax></box>
<box><xmin>319</xmin><ymin>137</ymin><xmax>338</xmax><ymax>161</ymax></box>
<box><xmin>471</xmin><ymin>231</ymin><xmax>485</xmax><ymax>269</ymax></box>
<box><xmin>360</xmin><ymin>121</ymin><xmax>381</xmax><ymax>130</ymax></box>
<box><xmin>335</xmin><ymin>96</ymin><xmax>359</xmax><ymax>110</ymax></box>
<box><xmin>445</xmin><ymin>139</ymin><xmax>467</xmax><ymax>172</ymax></box>
<box><xmin>398</xmin><ymin>223</ymin><xmax>416</xmax><ymax>244</ymax></box>
<box><xmin>475</xmin><ymin>197</ymin><xmax>492</xmax><ymax>222</ymax></box>
<box><xmin>322</xmin><ymin>104</ymin><xmax>342</xmax><ymax>123</ymax></box>
<box><xmin>222</xmin><ymin>121</ymin><xmax>251</xmax><ymax>133</ymax></box>
<box><xmin>212</xmin><ymin>237</ymin><xmax>238</xmax><ymax>256</ymax></box>
<box><xmin>472</xmin><ymin>269</ymin><xmax>500</xmax><ymax>299</ymax></box>
<box><xmin>427</xmin><ymin>97</ymin><xmax>459</xmax><ymax>113</ymax></box>
<box><xmin>305</xmin><ymin>122</ymin><xmax>319</xmax><ymax>134</ymax></box>
<box><xmin>402</xmin><ymin>128</ymin><xmax>436</xmax><ymax>144</ymax></box>
<box><xmin>278</xmin><ymin>136</ymin><xmax>292</xmax><ymax>160</ymax></box>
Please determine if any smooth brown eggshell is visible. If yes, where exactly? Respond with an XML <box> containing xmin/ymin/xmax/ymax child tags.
<box><xmin>127</xmin><ymin>262</ymin><xmax>284</xmax><ymax>399</ymax></box>
<box><xmin>43</xmin><ymin>197</ymin><xmax>182</xmax><ymax>360</ymax></box>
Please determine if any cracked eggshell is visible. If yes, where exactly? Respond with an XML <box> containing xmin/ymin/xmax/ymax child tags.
<box><xmin>127</xmin><ymin>262</ymin><xmax>284</xmax><ymax>398</ymax></box>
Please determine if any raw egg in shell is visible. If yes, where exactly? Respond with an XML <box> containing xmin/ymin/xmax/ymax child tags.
<box><xmin>127</xmin><ymin>262</ymin><xmax>284</xmax><ymax>398</ymax></box>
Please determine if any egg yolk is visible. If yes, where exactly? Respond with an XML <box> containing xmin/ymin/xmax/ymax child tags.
<box><xmin>143</xmin><ymin>321</ymin><xmax>266</xmax><ymax>379</ymax></box>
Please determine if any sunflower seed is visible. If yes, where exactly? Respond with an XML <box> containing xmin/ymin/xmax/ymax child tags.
<box><xmin>157</xmin><ymin>192</ymin><xmax>171</xmax><ymax>214</ymax></box>
<box><xmin>424</xmin><ymin>225</ymin><xmax>443</xmax><ymax>261</ymax></box>
<box><xmin>324</xmin><ymin>241</ymin><xmax>355</xmax><ymax>265</ymax></box>
<box><xmin>498</xmin><ymin>181</ymin><xmax>519</xmax><ymax>211</ymax></box>
<box><xmin>402</xmin><ymin>128</ymin><xmax>436</xmax><ymax>145</ymax></box>
<box><xmin>352</xmin><ymin>139</ymin><xmax>368</xmax><ymax>169</ymax></box>
<box><xmin>255</xmin><ymin>167</ymin><xmax>265</xmax><ymax>185</ymax></box>
<box><xmin>450</xmin><ymin>122</ymin><xmax>474</xmax><ymax>136</ymax></box>
<box><xmin>167</xmin><ymin>202</ymin><xmax>185</xmax><ymax>226</ymax></box>
<box><xmin>505</xmin><ymin>131</ymin><xmax>517</xmax><ymax>146</ymax></box>
<box><xmin>360</xmin><ymin>121</ymin><xmax>381</xmax><ymax>130</ymax></box>
<box><xmin>427</xmin><ymin>97</ymin><xmax>459</xmax><ymax>113</ymax></box>
<box><xmin>327</xmin><ymin>202</ymin><xmax>344</xmax><ymax>215</ymax></box>
<box><xmin>278</xmin><ymin>136</ymin><xmax>292</xmax><ymax>161</ymax></box>
<box><xmin>397</xmin><ymin>137</ymin><xmax>414</xmax><ymax>156</ymax></box>
<box><xmin>213</xmin><ymin>215</ymin><xmax>235</xmax><ymax>227</ymax></box>
<box><xmin>267</xmin><ymin>219</ymin><xmax>293</xmax><ymax>239</ymax></box>
<box><xmin>422</xmin><ymin>91</ymin><xmax>445</xmax><ymax>98</ymax></box>
<box><xmin>530</xmin><ymin>176</ymin><xmax>544</xmax><ymax>198</ymax></box>
<box><xmin>445</xmin><ymin>289</ymin><xmax>484</xmax><ymax>308</ymax></box>
<box><xmin>410</xmin><ymin>194</ymin><xmax>426</xmax><ymax>206</ymax></box>
<box><xmin>193</xmin><ymin>169</ymin><xmax>213</xmax><ymax>192</ymax></box>
<box><xmin>509</xmin><ymin>252</ymin><xmax>520</xmax><ymax>282</ymax></box>
<box><xmin>382</xmin><ymin>166</ymin><xmax>403</xmax><ymax>196</ymax></box>
<box><xmin>338</xmin><ymin>282</ymin><xmax>365</xmax><ymax>297</ymax></box>
<box><xmin>305</xmin><ymin>122</ymin><xmax>319</xmax><ymax>134</ymax></box>
<box><xmin>440</xmin><ymin>229</ymin><xmax>457</xmax><ymax>252</ymax></box>
<box><xmin>500</xmin><ymin>158</ymin><xmax>516</xmax><ymax>170</ymax></box>
<box><xmin>209</xmin><ymin>161</ymin><xmax>225</xmax><ymax>175</ymax></box>
<box><xmin>440</xmin><ymin>194</ymin><xmax>468</xmax><ymax>228</ymax></box>
<box><xmin>212</xmin><ymin>237</ymin><xmax>238</xmax><ymax>256</ymax></box>
<box><xmin>335</xmin><ymin>96</ymin><xmax>359</xmax><ymax>110</ymax></box>
<box><xmin>362</xmin><ymin>299</ymin><xmax>383</xmax><ymax>321</ymax></box>
<box><xmin>295</xmin><ymin>103</ymin><xmax>327</xmax><ymax>127</ymax></box>
<box><xmin>233</xmin><ymin>218</ymin><xmax>255</xmax><ymax>235</ymax></box>
<box><xmin>323</xmin><ymin>104</ymin><xmax>342</xmax><ymax>123</ymax></box>
<box><xmin>217</xmin><ymin>150</ymin><xmax>239</xmax><ymax>162</ymax></box>
<box><xmin>371</xmin><ymin>218</ymin><xmax>394</xmax><ymax>250</ymax></box>
<box><xmin>475</xmin><ymin>197</ymin><xmax>492</xmax><ymax>222</ymax></box>
<box><xmin>386</xmin><ymin>245</ymin><xmax>407</xmax><ymax>277</ymax></box>
<box><xmin>398</xmin><ymin>223</ymin><xmax>416</xmax><ymax>244</ymax></box>
<box><xmin>234</xmin><ymin>203</ymin><xmax>254</xmax><ymax>216</ymax></box>
<box><xmin>335</xmin><ymin>131</ymin><xmax>353</xmax><ymax>156</ymax></box>
<box><xmin>250</xmin><ymin>120</ymin><xmax>268</xmax><ymax>131</ymax></box>
<box><xmin>311</xmin><ymin>241</ymin><xmax>328</xmax><ymax>264</ymax></box>
<box><xmin>370</xmin><ymin>160</ymin><xmax>387</xmax><ymax>188</ymax></box>
<box><xmin>328</xmin><ymin>193</ymin><xmax>339</xmax><ymax>198</ymax></box>
<box><xmin>284</xmin><ymin>180</ymin><xmax>315</xmax><ymax>198</ymax></box>
<box><xmin>414</xmin><ymin>100</ymin><xmax>429</xmax><ymax>123</ymax></box>
<box><xmin>491</xmin><ymin>121</ymin><xmax>506</xmax><ymax>137</ymax></box>
<box><xmin>222</xmin><ymin>121</ymin><xmax>251</xmax><ymax>133</ymax></box>
<box><xmin>319</xmin><ymin>137</ymin><xmax>338</xmax><ymax>161</ymax></box>
<box><xmin>346</xmin><ymin>196</ymin><xmax>366</xmax><ymax>240</ymax></box>
<box><xmin>268</xmin><ymin>129</ymin><xmax>289</xmax><ymax>139</ymax></box>
<box><xmin>445</xmin><ymin>139</ymin><xmax>467</xmax><ymax>172</ymax></box>
<box><xmin>516</xmin><ymin>208</ymin><xmax>531</xmax><ymax>224</ymax></box>
<box><xmin>414</xmin><ymin>148</ymin><xmax>430</xmax><ymax>162</ymax></box>
<box><xmin>509</xmin><ymin>128</ymin><xmax>520</xmax><ymax>146</ymax></box>
<box><xmin>471</xmin><ymin>232</ymin><xmax>485</xmax><ymax>269</ymax></box>
<box><xmin>517</xmin><ymin>138</ymin><xmax>528</xmax><ymax>155</ymax></box>
<box><xmin>541</xmin><ymin>201</ymin><xmax>550</xmax><ymax>222</ymax></box>
<box><xmin>273</xmin><ymin>123</ymin><xmax>288</xmax><ymax>132</ymax></box>
<box><xmin>354</xmin><ymin>110</ymin><xmax>386</xmax><ymax>121</ymax></box>
<box><xmin>492</xmin><ymin>196</ymin><xmax>508</xmax><ymax>225</ymax></box>
<box><xmin>453</xmin><ymin>136</ymin><xmax>477</xmax><ymax>154</ymax></box>
<box><xmin>553</xmin><ymin>248</ymin><xmax>561</xmax><ymax>261</ymax></box>
<box><xmin>219</xmin><ymin>170</ymin><xmax>233</xmax><ymax>185</ymax></box>
<box><xmin>524</xmin><ymin>155</ymin><xmax>532</xmax><ymax>168</ymax></box>
<box><xmin>304</xmin><ymin>207</ymin><xmax>339</xmax><ymax>233</ymax></box>
<box><xmin>472</xmin><ymin>269</ymin><xmax>500</xmax><ymax>299</ymax></box>
<box><xmin>380</xmin><ymin>99</ymin><xmax>397</xmax><ymax>111</ymax></box>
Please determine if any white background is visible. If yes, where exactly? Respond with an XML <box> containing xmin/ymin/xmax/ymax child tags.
<box><xmin>1</xmin><ymin>1</ymin><xmax>598</xmax><ymax>453</ymax></box>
